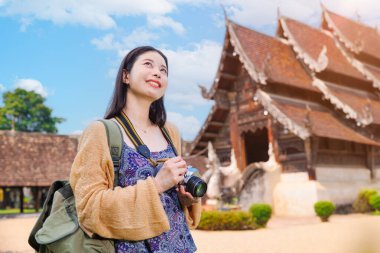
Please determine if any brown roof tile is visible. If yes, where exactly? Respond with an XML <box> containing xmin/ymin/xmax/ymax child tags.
<box><xmin>324</xmin><ymin>9</ymin><xmax>380</xmax><ymax>60</ymax></box>
<box><xmin>0</xmin><ymin>131</ymin><xmax>78</xmax><ymax>186</ymax></box>
<box><xmin>282</xmin><ymin>17</ymin><xmax>365</xmax><ymax>80</ymax></box>
<box><xmin>232</xmin><ymin>22</ymin><xmax>317</xmax><ymax>92</ymax></box>
<box><xmin>324</xmin><ymin>83</ymin><xmax>380</xmax><ymax>125</ymax></box>
<box><xmin>272</xmin><ymin>98</ymin><xmax>379</xmax><ymax>146</ymax></box>
<box><xmin>366</xmin><ymin>65</ymin><xmax>380</xmax><ymax>81</ymax></box>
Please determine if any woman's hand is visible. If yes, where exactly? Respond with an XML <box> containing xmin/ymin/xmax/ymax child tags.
<box><xmin>154</xmin><ymin>156</ymin><xmax>187</xmax><ymax>193</ymax></box>
<box><xmin>177</xmin><ymin>185</ymin><xmax>200</xmax><ymax>207</ymax></box>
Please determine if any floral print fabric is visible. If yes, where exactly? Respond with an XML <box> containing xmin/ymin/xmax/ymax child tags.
<box><xmin>115</xmin><ymin>143</ymin><xmax>197</xmax><ymax>253</ymax></box>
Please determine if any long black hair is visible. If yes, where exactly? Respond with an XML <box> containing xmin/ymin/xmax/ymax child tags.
<box><xmin>104</xmin><ymin>46</ymin><xmax>168</xmax><ymax>127</ymax></box>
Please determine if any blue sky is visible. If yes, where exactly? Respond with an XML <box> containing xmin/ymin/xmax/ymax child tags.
<box><xmin>1</xmin><ymin>0</ymin><xmax>379</xmax><ymax>140</ymax></box>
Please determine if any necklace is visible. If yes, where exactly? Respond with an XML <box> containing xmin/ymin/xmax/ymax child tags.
<box><xmin>121</xmin><ymin>111</ymin><xmax>153</xmax><ymax>134</ymax></box>
<box><xmin>129</xmin><ymin>118</ymin><xmax>152</xmax><ymax>134</ymax></box>
<box><xmin>135</xmin><ymin>125</ymin><xmax>148</xmax><ymax>134</ymax></box>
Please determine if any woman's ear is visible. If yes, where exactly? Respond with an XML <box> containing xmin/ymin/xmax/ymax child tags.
<box><xmin>122</xmin><ymin>69</ymin><xmax>130</xmax><ymax>85</ymax></box>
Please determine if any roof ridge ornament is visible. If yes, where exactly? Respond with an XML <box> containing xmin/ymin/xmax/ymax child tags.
<box><xmin>255</xmin><ymin>89</ymin><xmax>310</xmax><ymax>139</ymax></box>
<box><xmin>359</xmin><ymin>100</ymin><xmax>374</xmax><ymax>126</ymax></box>
<box><xmin>277</xmin><ymin>6</ymin><xmax>282</xmax><ymax>19</ymax></box>
<box><xmin>304</xmin><ymin>105</ymin><xmax>312</xmax><ymax>131</ymax></box>
<box><xmin>322</xmin><ymin>6</ymin><xmax>362</xmax><ymax>54</ymax></box>
<box><xmin>279</xmin><ymin>17</ymin><xmax>328</xmax><ymax>72</ymax></box>
<box><xmin>355</xmin><ymin>10</ymin><xmax>361</xmax><ymax>23</ymax></box>
<box><xmin>312</xmin><ymin>77</ymin><xmax>366</xmax><ymax>124</ymax></box>
<box><xmin>221</xmin><ymin>4</ymin><xmax>229</xmax><ymax>24</ymax></box>
<box><xmin>263</xmin><ymin>53</ymin><xmax>273</xmax><ymax>77</ymax></box>
<box><xmin>227</xmin><ymin>22</ymin><xmax>267</xmax><ymax>84</ymax></box>
<box><xmin>331</xmin><ymin>33</ymin><xmax>380</xmax><ymax>91</ymax></box>
<box><xmin>198</xmin><ymin>84</ymin><xmax>212</xmax><ymax>100</ymax></box>
<box><xmin>317</xmin><ymin>45</ymin><xmax>328</xmax><ymax>70</ymax></box>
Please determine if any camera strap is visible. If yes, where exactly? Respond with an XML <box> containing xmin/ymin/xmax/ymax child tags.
<box><xmin>115</xmin><ymin>111</ymin><xmax>178</xmax><ymax>167</ymax></box>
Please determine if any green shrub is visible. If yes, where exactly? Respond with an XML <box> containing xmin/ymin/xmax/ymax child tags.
<box><xmin>248</xmin><ymin>204</ymin><xmax>272</xmax><ymax>227</ymax></box>
<box><xmin>369</xmin><ymin>194</ymin><xmax>380</xmax><ymax>211</ymax></box>
<box><xmin>314</xmin><ymin>201</ymin><xmax>335</xmax><ymax>222</ymax></box>
<box><xmin>353</xmin><ymin>189</ymin><xmax>378</xmax><ymax>213</ymax></box>
<box><xmin>198</xmin><ymin>210</ymin><xmax>256</xmax><ymax>230</ymax></box>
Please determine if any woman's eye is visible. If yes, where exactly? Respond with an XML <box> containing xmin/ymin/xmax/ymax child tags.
<box><xmin>161</xmin><ymin>68</ymin><xmax>167</xmax><ymax>74</ymax></box>
<box><xmin>144</xmin><ymin>62</ymin><xmax>153</xmax><ymax>67</ymax></box>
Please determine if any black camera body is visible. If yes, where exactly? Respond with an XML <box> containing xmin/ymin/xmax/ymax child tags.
<box><xmin>181</xmin><ymin>166</ymin><xmax>207</xmax><ymax>198</ymax></box>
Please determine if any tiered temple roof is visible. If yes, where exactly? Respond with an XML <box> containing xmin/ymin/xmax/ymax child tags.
<box><xmin>278</xmin><ymin>16</ymin><xmax>380</xmax><ymax>127</ymax></box>
<box><xmin>279</xmin><ymin>16</ymin><xmax>365</xmax><ymax>79</ymax></box>
<box><xmin>189</xmin><ymin>19</ymin><xmax>320</xmax><ymax>154</ymax></box>
<box><xmin>257</xmin><ymin>90</ymin><xmax>379</xmax><ymax>146</ymax></box>
<box><xmin>322</xmin><ymin>7</ymin><xmax>380</xmax><ymax>62</ymax></box>
<box><xmin>322</xmin><ymin>6</ymin><xmax>380</xmax><ymax>90</ymax></box>
<box><xmin>189</xmin><ymin>8</ymin><xmax>380</xmax><ymax>155</ymax></box>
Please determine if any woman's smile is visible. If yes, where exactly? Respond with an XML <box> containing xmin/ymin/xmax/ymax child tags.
<box><xmin>146</xmin><ymin>79</ymin><xmax>162</xmax><ymax>88</ymax></box>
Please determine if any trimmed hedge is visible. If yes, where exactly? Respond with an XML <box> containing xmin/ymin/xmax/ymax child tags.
<box><xmin>314</xmin><ymin>201</ymin><xmax>335</xmax><ymax>222</ymax></box>
<box><xmin>249</xmin><ymin>204</ymin><xmax>272</xmax><ymax>227</ymax></box>
<box><xmin>198</xmin><ymin>210</ymin><xmax>256</xmax><ymax>230</ymax></box>
<box><xmin>353</xmin><ymin>189</ymin><xmax>378</xmax><ymax>213</ymax></box>
<box><xmin>369</xmin><ymin>194</ymin><xmax>380</xmax><ymax>212</ymax></box>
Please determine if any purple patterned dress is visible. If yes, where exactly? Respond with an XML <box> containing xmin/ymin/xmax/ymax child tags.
<box><xmin>114</xmin><ymin>143</ymin><xmax>197</xmax><ymax>253</ymax></box>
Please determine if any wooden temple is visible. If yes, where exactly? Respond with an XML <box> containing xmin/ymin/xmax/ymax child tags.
<box><xmin>188</xmin><ymin>6</ymin><xmax>380</xmax><ymax>211</ymax></box>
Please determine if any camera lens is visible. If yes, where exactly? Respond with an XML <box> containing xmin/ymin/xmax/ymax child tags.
<box><xmin>186</xmin><ymin>176</ymin><xmax>207</xmax><ymax>198</ymax></box>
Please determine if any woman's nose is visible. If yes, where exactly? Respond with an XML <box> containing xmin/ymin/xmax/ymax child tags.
<box><xmin>153</xmin><ymin>69</ymin><xmax>161</xmax><ymax>78</ymax></box>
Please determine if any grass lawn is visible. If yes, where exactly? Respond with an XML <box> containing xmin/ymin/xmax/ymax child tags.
<box><xmin>0</xmin><ymin>208</ymin><xmax>42</xmax><ymax>215</ymax></box>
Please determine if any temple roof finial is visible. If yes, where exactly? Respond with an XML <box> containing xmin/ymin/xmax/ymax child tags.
<box><xmin>320</xmin><ymin>1</ymin><xmax>326</xmax><ymax>11</ymax></box>
<box><xmin>355</xmin><ymin>10</ymin><xmax>361</xmax><ymax>22</ymax></box>
<box><xmin>221</xmin><ymin>4</ymin><xmax>229</xmax><ymax>24</ymax></box>
<box><xmin>277</xmin><ymin>6</ymin><xmax>281</xmax><ymax>19</ymax></box>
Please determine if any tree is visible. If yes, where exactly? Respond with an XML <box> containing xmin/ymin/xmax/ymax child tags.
<box><xmin>0</xmin><ymin>88</ymin><xmax>65</xmax><ymax>133</ymax></box>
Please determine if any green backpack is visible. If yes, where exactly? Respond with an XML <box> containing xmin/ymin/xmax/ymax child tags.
<box><xmin>28</xmin><ymin>120</ymin><xmax>122</xmax><ymax>253</ymax></box>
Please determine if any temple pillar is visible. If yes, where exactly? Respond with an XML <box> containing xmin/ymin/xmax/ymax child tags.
<box><xmin>304</xmin><ymin>137</ymin><xmax>317</xmax><ymax>180</ymax></box>
<box><xmin>366</xmin><ymin>145</ymin><xmax>375</xmax><ymax>179</ymax></box>
<box><xmin>33</xmin><ymin>187</ymin><xmax>41</xmax><ymax>212</ymax></box>
<box><xmin>19</xmin><ymin>187</ymin><xmax>24</xmax><ymax>213</ymax></box>
<box><xmin>228</xmin><ymin>92</ymin><xmax>244</xmax><ymax>171</ymax></box>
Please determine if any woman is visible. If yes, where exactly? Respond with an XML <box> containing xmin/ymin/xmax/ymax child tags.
<box><xmin>70</xmin><ymin>46</ymin><xmax>201</xmax><ymax>252</ymax></box>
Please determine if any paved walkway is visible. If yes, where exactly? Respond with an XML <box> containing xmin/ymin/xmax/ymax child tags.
<box><xmin>0</xmin><ymin>214</ymin><xmax>379</xmax><ymax>253</ymax></box>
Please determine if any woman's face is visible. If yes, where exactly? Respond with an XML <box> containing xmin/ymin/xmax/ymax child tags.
<box><xmin>124</xmin><ymin>51</ymin><xmax>168</xmax><ymax>102</ymax></box>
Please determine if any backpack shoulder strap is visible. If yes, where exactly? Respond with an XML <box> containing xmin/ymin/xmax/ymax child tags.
<box><xmin>98</xmin><ymin>119</ymin><xmax>123</xmax><ymax>187</ymax></box>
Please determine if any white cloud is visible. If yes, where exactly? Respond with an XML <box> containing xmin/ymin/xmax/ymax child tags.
<box><xmin>220</xmin><ymin>0</ymin><xmax>318</xmax><ymax>28</ymax></box>
<box><xmin>220</xmin><ymin>0</ymin><xmax>380</xmax><ymax>29</ymax></box>
<box><xmin>91</xmin><ymin>34</ymin><xmax>116</xmax><ymax>50</ymax></box>
<box><xmin>168</xmin><ymin>0</ymin><xmax>216</xmax><ymax>5</ymax></box>
<box><xmin>163</xmin><ymin>40</ymin><xmax>222</xmax><ymax>110</ymax></box>
<box><xmin>15</xmin><ymin>78</ymin><xmax>48</xmax><ymax>97</ymax></box>
<box><xmin>167</xmin><ymin>111</ymin><xmax>201</xmax><ymax>140</ymax></box>
<box><xmin>0</xmin><ymin>0</ymin><xmax>175</xmax><ymax>29</ymax></box>
<box><xmin>147</xmin><ymin>15</ymin><xmax>185</xmax><ymax>34</ymax></box>
<box><xmin>70</xmin><ymin>130</ymin><xmax>83</xmax><ymax>135</ymax></box>
<box><xmin>19</xmin><ymin>17</ymin><xmax>32</xmax><ymax>32</ymax></box>
<box><xmin>323</xmin><ymin>0</ymin><xmax>380</xmax><ymax>28</ymax></box>
<box><xmin>2</xmin><ymin>0</ymin><xmax>379</xmax><ymax>32</ymax></box>
<box><xmin>166</xmin><ymin>91</ymin><xmax>213</xmax><ymax>111</ymax></box>
<box><xmin>0</xmin><ymin>83</ymin><xmax>6</xmax><ymax>92</ymax></box>
<box><xmin>91</xmin><ymin>28</ymin><xmax>158</xmax><ymax>58</ymax></box>
<box><xmin>92</xmin><ymin>38</ymin><xmax>221</xmax><ymax>110</ymax></box>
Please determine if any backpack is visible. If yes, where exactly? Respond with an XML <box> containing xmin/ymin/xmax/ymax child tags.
<box><xmin>28</xmin><ymin>119</ymin><xmax>122</xmax><ymax>253</ymax></box>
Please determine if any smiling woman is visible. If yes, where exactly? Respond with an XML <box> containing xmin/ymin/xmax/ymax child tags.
<box><xmin>69</xmin><ymin>46</ymin><xmax>202</xmax><ymax>253</ymax></box>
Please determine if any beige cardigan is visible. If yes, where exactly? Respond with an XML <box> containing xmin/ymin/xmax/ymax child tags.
<box><xmin>69</xmin><ymin>121</ymin><xmax>201</xmax><ymax>241</ymax></box>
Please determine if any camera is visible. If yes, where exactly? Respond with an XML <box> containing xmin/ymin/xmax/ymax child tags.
<box><xmin>181</xmin><ymin>166</ymin><xmax>207</xmax><ymax>198</ymax></box>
